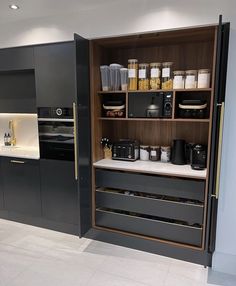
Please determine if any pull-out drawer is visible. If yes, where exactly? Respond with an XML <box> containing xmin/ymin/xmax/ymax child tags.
<box><xmin>96</xmin><ymin>189</ymin><xmax>204</xmax><ymax>224</ymax></box>
<box><xmin>96</xmin><ymin>169</ymin><xmax>205</xmax><ymax>201</ymax></box>
<box><xmin>96</xmin><ymin>209</ymin><xmax>202</xmax><ymax>246</ymax></box>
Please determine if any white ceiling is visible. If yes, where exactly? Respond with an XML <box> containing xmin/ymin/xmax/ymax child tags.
<box><xmin>0</xmin><ymin>0</ymin><xmax>119</xmax><ymax>23</ymax></box>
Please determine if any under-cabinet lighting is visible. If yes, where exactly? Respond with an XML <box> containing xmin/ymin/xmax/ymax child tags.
<box><xmin>9</xmin><ymin>4</ymin><xmax>19</xmax><ymax>10</ymax></box>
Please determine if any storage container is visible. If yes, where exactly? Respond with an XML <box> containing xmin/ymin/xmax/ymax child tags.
<box><xmin>173</xmin><ymin>70</ymin><xmax>185</xmax><ymax>89</ymax></box>
<box><xmin>149</xmin><ymin>146</ymin><xmax>160</xmax><ymax>161</ymax></box>
<box><xmin>185</xmin><ymin>70</ymin><xmax>197</xmax><ymax>89</ymax></box>
<box><xmin>100</xmin><ymin>65</ymin><xmax>111</xmax><ymax>91</ymax></box>
<box><xmin>128</xmin><ymin>59</ymin><xmax>138</xmax><ymax>90</ymax></box>
<box><xmin>197</xmin><ymin>69</ymin><xmax>211</xmax><ymax>88</ymax></box>
<box><xmin>109</xmin><ymin>63</ymin><xmax>122</xmax><ymax>91</ymax></box>
<box><xmin>138</xmin><ymin>63</ymin><xmax>149</xmax><ymax>90</ymax></box>
<box><xmin>161</xmin><ymin>146</ymin><xmax>171</xmax><ymax>163</ymax></box>
<box><xmin>120</xmin><ymin>68</ymin><xmax>128</xmax><ymax>91</ymax></box>
<box><xmin>150</xmin><ymin>62</ymin><xmax>161</xmax><ymax>90</ymax></box>
<box><xmin>162</xmin><ymin>62</ymin><xmax>173</xmax><ymax>90</ymax></box>
<box><xmin>140</xmin><ymin>145</ymin><xmax>150</xmax><ymax>161</ymax></box>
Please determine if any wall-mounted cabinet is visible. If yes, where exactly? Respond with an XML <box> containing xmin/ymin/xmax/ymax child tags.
<box><xmin>35</xmin><ymin>42</ymin><xmax>76</xmax><ymax>108</ymax></box>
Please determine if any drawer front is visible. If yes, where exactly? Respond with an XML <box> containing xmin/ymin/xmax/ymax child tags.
<box><xmin>96</xmin><ymin>190</ymin><xmax>204</xmax><ymax>224</ymax></box>
<box><xmin>96</xmin><ymin>209</ymin><xmax>202</xmax><ymax>246</ymax></box>
<box><xmin>96</xmin><ymin>169</ymin><xmax>205</xmax><ymax>201</ymax></box>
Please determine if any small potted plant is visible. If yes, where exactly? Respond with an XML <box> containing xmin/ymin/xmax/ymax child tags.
<box><xmin>101</xmin><ymin>137</ymin><xmax>112</xmax><ymax>159</ymax></box>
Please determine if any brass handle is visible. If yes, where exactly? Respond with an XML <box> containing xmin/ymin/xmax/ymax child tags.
<box><xmin>10</xmin><ymin>160</ymin><xmax>25</xmax><ymax>164</ymax></box>
<box><xmin>214</xmin><ymin>102</ymin><xmax>225</xmax><ymax>199</ymax></box>
<box><xmin>73</xmin><ymin>102</ymin><xmax>78</xmax><ymax>180</ymax></box>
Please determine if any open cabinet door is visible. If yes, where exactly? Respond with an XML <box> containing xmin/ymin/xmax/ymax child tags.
<box><xmin>74</xmin><ymin>33</ymin><xmax>91</xmax><ymax>237</ymax></box>
<box><xmin>205</xmin><ymin>16</ymin><xmax>230</xmax><ymax>257</ymax></box>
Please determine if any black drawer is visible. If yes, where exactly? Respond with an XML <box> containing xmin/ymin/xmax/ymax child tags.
<box><xmin>96</xmin><ymin>189</ymin><xmax>204</xmax><ymax>224</ymax></box>
<box><xmin>95</xmin><ymin>169</ymin><xmax>205</xmax><ymax>201</ymax></box>
<box><xmin>96</xmin><ymin>209</ymin><xmax>202</xmax><ymax>246</ymax></box>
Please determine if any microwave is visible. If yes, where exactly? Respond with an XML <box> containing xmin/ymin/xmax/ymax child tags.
<box><xmin>128</xmin><ymin>92</ymin><xmax>173</xmax><ymax>118</ymax></box>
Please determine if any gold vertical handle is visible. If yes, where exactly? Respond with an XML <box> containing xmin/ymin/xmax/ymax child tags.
<box><xmin>215</xmin><ymin>102</ymin><xmax>225</xmax><ymax>199</ymax></box>
<box><xmin>73</xmin><ymin>102</ymin><xmax>78</xmax><ymax>180</ymax></box>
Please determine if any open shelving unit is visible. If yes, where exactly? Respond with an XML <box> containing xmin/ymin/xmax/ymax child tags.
<box><xmin>90</xmin><ymin>25</ymin><xmax>218</xmax><ymax>252</ymax></box>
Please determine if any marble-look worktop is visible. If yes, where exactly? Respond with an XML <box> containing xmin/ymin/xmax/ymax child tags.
<box><xmin>93</xmin><ymin>159</ymin><xmax>207</xmax><ymax>179</ymax></box>
<box><xmin>0</xmin><ymin>146</ymin><xmax>40</xmax><ymax>160</ymax></box>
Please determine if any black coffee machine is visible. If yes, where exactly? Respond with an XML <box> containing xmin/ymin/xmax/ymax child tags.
<box><xmin>190</xmin><ymin>144</ymin><xmax>207</xmax><ymax>170</ymax></box>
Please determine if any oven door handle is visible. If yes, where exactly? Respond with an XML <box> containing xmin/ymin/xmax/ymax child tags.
<box><xmin>73</xmin><ymin>102</ymin><xmax>78</xmax><ymax>181</ymax></box>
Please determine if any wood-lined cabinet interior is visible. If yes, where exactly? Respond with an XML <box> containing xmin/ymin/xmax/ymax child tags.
<box><xmin>90</xmin><ymin>26</ymin><xmax>218</xmax><ymax>249</ymax></box>
<box><xmin>35</xmin><ymin>42</ymin><xmax>76</xmax><ymax>108</ymax></box>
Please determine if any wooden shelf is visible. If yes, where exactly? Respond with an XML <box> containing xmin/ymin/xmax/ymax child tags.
<box><xmin>98</xmin><ymin>117</ymin><xmax>210</xmax><ymax>123</ymax></box>
<box><xmin>97</xmin><ymin>88</ymin><xmax>212</xmax><ymax>94</ymax></box>
<box><xmin>93</xmin><ymin>159</ymin><xmax>207</xmax><ymax>179</ymax></box>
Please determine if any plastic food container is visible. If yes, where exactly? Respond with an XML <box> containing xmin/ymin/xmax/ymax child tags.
<box><xmin>185</xmin><ymin>70</ymin><xmax>197</xmax><ymax>89</ymax></box>
<box><xmin>140</xmin><ymin>145</ymin><xmax>150</xmax><ymax>161</ymax></box>
<box><xmin>128</xmin><ymin>59</ymin><xmax>138</xmax><ymax>90</ymax></box>
<box><xmin>149</xmin><ymin>146</ymin><xmax>160</xmax><ymax>161</ymax></box>
<box><xmin>150</xmin><ymin>63</ymin><xmax>161</xmax><ymax>90</ymax></box>
<box><xmin>173</xmin><ymin>70</ymin><xmax>185</xmax><ymax>89</ymax></box>
<box><xmin>138</xmin><ymin>63</ymin><xmax>149</xmax><ymax>90</ymax></box>
<box><xmin>120</xmin><ymin>68</ymin><xmax>128</xmax><ymax>91</ymax></box>
<box><xmin>110</xmin><ymin>64</ymin><xmax>122</xmax><ymax>91</ymax></box>
<box><xmin>161</xmin><ymin>146</ymin><xmax>171</xmax><ymax>163</ymax></box>
<box><xmin>162</xmin><ymin>62</ymin><xmax>173</xmax><ymax>90</ymax></box>
<box><xmin>100</xmin><ymin>65</ymin><xmax>111</xmax><ymax>91</ymax></box>
<box><xmin>197</xmin><ymin>69</ymin><xmax>211</xmax><ymax>88</ymax></box>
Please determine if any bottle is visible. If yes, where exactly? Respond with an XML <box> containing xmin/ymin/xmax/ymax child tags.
<box><xmin>7</xmin><ymin>133</ymin><xmax>11</xmax><ymax>146</ymax></box>
<box><xmin>4</xmin><ymin>133</ymin><xmax>8</xmax><ymax>146</ymax></box>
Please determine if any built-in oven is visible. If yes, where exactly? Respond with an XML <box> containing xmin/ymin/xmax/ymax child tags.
<box><xmin>38</xmin><ymin>107</ymin><xmax>77</xmax><ymax>162</ymax></box>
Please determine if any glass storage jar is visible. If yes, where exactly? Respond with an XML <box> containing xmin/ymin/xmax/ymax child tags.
<box><xmin>185</xmin><ymin>70</ymin><xmax>197</xmax><ymax>89</ymax></box>
<box><xmin>162</xmin><ymin>62</ymin><xmax>173</xmax><ymax>90</ymax></box>
<box><xmin>149</xmin><ymin>146</ymin><xmax>160</xmax><ymax>161</ymax></box>
<box><xmin>197</xmin><ymin>69</ymin><xmax>211</xmax><ymax>88</ymax></box>
<box><xmin>138</xmin><ymin>63</ymin><xmax>149</xmax><ymax>90</ymax></box>
<box><xmin>173</xmin><ymin>70</ymin><xmax>185</xmax><ymax>89</ymax></box>
<box><xmin>140</xmin><ymin>145</ymin><xmax>150</xmax><ymax>161</ymax></box>
<box><xmin>128</xmin><ymin>59</ymin><xmax>138</xmax><ymax>90</ymax></box>
<box><xmin>161</xmin><ymin>146</ymin><xmax>171</xmax><ymax>163</ymax></box>
<box><xmin>150</xmin><ymin>62</ymin><xmax>161</xmax><ymax>90</ymax></box>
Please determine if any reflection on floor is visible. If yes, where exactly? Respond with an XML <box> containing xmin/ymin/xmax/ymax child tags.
<box><xmin>0</xmin><ymin>218</ymin><xmax>235</xmax><ymax>286</ymax></box>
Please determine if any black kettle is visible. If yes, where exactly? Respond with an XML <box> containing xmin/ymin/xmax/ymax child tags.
<box><xmin>171</xmin><ymin>139</ymin><xmax>186</xmax><ymax>165</ymax></box>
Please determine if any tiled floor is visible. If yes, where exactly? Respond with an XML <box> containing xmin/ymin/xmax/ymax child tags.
<box><xmin>0</xmin><ymin>219</ymin><xmax>234</xmax><ymax>286</ymax></box>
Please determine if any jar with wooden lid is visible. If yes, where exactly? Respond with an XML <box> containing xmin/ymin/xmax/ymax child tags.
<box><xmin>138</xmin><ymin>63</ymin><xmax>149</xmax><ymax>90</ymax></box>
<box><xmin>197</xmin><ymin>69</ymin><xmax>211</xmax><ymax>88</ymax></box>
<box><xmin>150</xmin><ymin>62</ymin><xmax>161</xmax><ymax>90</ymax></box>
<box><xmin>162</xmin><ymin>62</ymin><xmax>173</xmax><ymax>90</ymax></box>
<box><xmin>128</xmin><ymin>59</ymin><xmax>138</xmax><ymax>90</ymax></box>
<box><xmin>173</xmin><ymin>70</ymin><xmax>185</xmax><ymax>89</ymax></box>
<box><xmin>185</xmin><ymin>70</ymin><xmax>197</xmax><ymax>89</ymax></box>
<box><xmin>149</xmin><ymin>146</ymin><xmax>160</xmax><ymax>161</ymax></box>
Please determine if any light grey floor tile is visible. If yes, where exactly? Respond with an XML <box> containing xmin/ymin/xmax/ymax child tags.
<box><xmin>86</xmin><ymin>270</ymin><xmax>149</xmax><ymax>286</ymax></box>
<box><xmin>207</xmin><ymin>269</ymin><xmax>236</xmax><ymax>286</ymax></box>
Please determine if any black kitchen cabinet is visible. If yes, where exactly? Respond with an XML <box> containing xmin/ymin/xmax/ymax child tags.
<box><xmin>0</xmin><ymin>46</ymin><xmax>34</xmax><ymax>71</ymax></box>
<box><xmin>40</xmin><ymin>159</ymin><xmax>78</xmax><ymax>225</ymax></box>
<box><xmin>1</xmin><ymin>157</ymin><xmax>41</xmax><ymax>216</ymax></box>
<box><xmin>35</xmin><ymin>42</ymin><xmax>76</xmax><ymax>108</ymax></box>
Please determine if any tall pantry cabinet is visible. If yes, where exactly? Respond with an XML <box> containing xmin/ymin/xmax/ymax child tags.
<box><xmin>85</xmin><ymin>17</ymin><xmax>230</xmax><ymax>266</ymax></box>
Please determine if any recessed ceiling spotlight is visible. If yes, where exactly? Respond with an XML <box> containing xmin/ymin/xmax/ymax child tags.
<box><xmin>9</xmin><ymin>4</ymin><xmax>20</xmax><ymax>10</ymax></box>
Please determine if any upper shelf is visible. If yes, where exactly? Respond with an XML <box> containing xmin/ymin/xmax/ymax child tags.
<box><xmin>93</xmin><ymin>159</ymin><xmax>207</xmax><ymax>180</ymax></box>
<box><xmin>98</xmin><ymin>117</ymin><xmax>210</xmax><ymax>123</ymax></box>
<box><xmin>97</xmin><ymin>88</ymin><xmax>212</xmax><ymax>94</ymax></box>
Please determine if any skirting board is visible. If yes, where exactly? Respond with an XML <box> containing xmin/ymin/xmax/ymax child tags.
<box><xmin>213</xmin><ymin>251</ymin><xmax>236</xmax><ymax>276</ymax></box>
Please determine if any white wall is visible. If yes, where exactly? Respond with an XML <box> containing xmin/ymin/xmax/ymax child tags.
<box><xmin>0</xmin><ymin>0</ymin><xmax>236</xmax><ymax>274</ymax></box>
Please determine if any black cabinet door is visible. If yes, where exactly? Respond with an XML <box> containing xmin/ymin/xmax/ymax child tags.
<box><xmin>0</xmin><ymin>47</ymin><xmax>34</xmax><ymax>71</ymax></box>
<box><xmin>40</xmin><ymin>159</ymin><xmax>78</xmax><ymax>225</ymax></box>
<box><xmin>35</xmin><ymin>42</ymin><xmax>76</xmax><ymax>108</ymax></box>
<box><xmin>1</xmin><ymin>157</ymin><xmax>41</xmax><ymax>216</ymax></box>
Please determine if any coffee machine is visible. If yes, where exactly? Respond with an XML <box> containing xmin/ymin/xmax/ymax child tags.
<box><xmin>190</xmin><ymin>144</ymin><xmax>207</xmax><ymax>170</ymax></box>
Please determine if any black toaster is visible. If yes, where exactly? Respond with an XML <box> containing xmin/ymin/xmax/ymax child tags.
<box><xmin>112</xmin><ymin>140</ymin><xmax>140</xmax><ymax>161</ymax></box>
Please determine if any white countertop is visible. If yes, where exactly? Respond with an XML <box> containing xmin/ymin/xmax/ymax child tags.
<box><xmin>0</xmin><ymin>146</ymin><xmax>40</xmax><ymax>160</ymax></box>
<box><xmin>93</xmin><ymin>159</ymin><xmax>207</xmax><ymax>179</ymax></box>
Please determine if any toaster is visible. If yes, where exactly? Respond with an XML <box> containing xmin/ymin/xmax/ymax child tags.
<box><xmin>112</xmin><ymin>140</ymin><xmax>140</xmax><ymax>161</ymax></box>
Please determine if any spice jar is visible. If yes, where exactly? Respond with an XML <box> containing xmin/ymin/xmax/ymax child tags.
<box><xmin>162</xmin><ymin>62</ymin><xmax>173</xmax><ymax>90</ymax></box>
<box><xmin>173</xmin><ymin>70</ymin><xmax>185</xmax><ymax>89</ymax></box>
<box><xmin>185</xmin><ymin>70</ymin><xmax>197</xmax><ymax>89</ymax></box>
<box><xmin>149</xmin><ymin>146</ymin><xmax>160</xmax><ymax>161</ymax></box>
<box><xmin>161</xmin><ymin>146</ymin><xmax>171</xmax><ymax>163</ymax></box>
<box><xmin>140</xmin><ymin>145</ymin><xmax>150</xmax><ymax>161</ymax></box>
<box><xmin>197</xmin><ymin>69</ymin><xmax>211</xmax><ymax>88</ymax></box>
<box><xmin>128</xmin><ymin>59</ymin><xmax>138</xmax><ymax>90</ymax></box>
<box><xmin>150</xmin><ymin>62</ymin><xmax>161</xmax><ymax>90</ymax></box>
<box><xmin>138</xmin><ymin>63</ymin><xmax>149</xmax><ymax>90</ymax></box>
